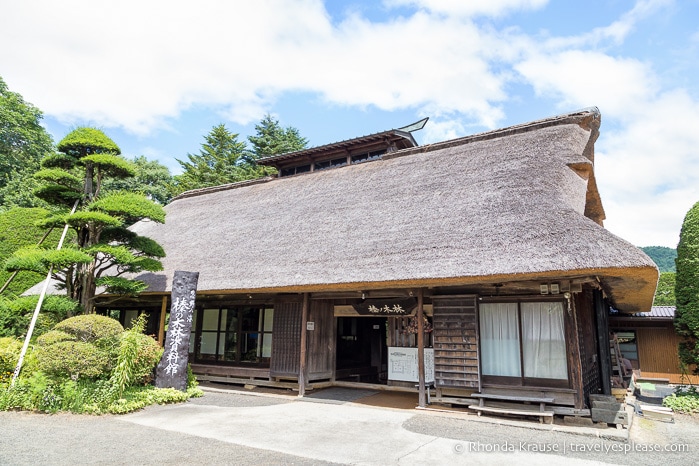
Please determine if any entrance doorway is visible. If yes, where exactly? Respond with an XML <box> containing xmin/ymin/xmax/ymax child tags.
<box><xmin>336</xmin><ymin>317</ymin><xmax>387</xmax><ymax>383</ymax></box>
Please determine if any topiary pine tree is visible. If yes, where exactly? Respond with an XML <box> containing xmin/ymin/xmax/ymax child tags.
<box><xmin>3</xmin><ymin>127</ymin><xmax>165</xmax><ymax>313</ymax></box>
<box><xmin>675</xmin><ymin>201</ymin><xmax>699</xmax><ymax>373</ymax></box>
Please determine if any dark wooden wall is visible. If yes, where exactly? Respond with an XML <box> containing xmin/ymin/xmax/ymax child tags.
<box><xmin>432</xmin><ymin>296</ymin><xmax>480</xmax><ymax>393</ymax></box>
<box><xmin>575</xmin><ymin>288</ymin><xmax>602</xmax><ymax>405</ymax></box>
<box><xmin>307</xmin><ymin>299</ymin><xmax>335</xmax><ymax>379</ymax></box>
<box><xmin>270</xmin><ymin>300</ymin><xmax>302</xmax><ymax>378</ymax></box>
<box><xmin>269</xmin><ymin>298</ymin><xmax>335</xmax><ymax>381</ymax></box>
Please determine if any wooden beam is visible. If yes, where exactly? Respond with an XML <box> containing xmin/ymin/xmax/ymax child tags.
<box><xmin>417</xmin><ymin>289</ymin><xmax>426</xmax><ymax>408</ymax></box>
<box><xmin>157</xmin><ymin>295</ymin><xmax>167</xmax><ymax>347</ymax></box>
<box><xmin>298</xmin><ymin>292</ymin><xmax>310</xmax><ymax>397</ymax></box>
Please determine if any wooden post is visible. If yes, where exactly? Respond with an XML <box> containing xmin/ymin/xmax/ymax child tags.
<box><xmin>417</xmin><ymin>289</ymin><xmax>426</xmax><ymax>408</ymax></box>
<box><xmin>158</xmin><ymin>295</ymin><xmax>168</xmax><ymax>347</ymax></box>
<box><xmin>298</xmin><ymin>292</ymin><xmax>309</xmax><ymax>397</ymax></box>
<box><xmin>594</xmin><ymin>289</ymin><xmax>612</xmax><ymax>396</ymax></box>
<box><xmin>566</xmin><ymin>293</ymin><xmax>585</xmax><ymax>409</ymax></box>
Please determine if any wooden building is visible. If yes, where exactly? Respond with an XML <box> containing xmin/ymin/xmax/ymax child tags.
<box><xmin>95</xmin><ymin>109</ymin><xmax>658</xmax><ymax>411</ymax></box>
<box><xmin>610</xmin><ymin>306</ymin><xmax>699</xmax><ymax>385</ymax></box>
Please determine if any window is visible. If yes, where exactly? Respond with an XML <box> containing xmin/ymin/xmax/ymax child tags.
<box><xmin>279</xmin><ymin>164</ymin><xmax>311</xmax><ymax>177</ymax></box>
<box><xmin>314</xmin><ymin>160</ymin><xmax>331</xmax><ymax>171</ymax></box>
<box><xmin>192</xmin><ymin>306</ymin><xmax>274</xmax><ymax>365</ymax></box>
<box><xmin>479</xmin><ymin>301</ymin><xmax>568</xmax><ymax>386</ymax></box>
<box><xmin>351</xmin><ymin>149</ymin><xmax>385</xmax><ymax>164</ymax></box>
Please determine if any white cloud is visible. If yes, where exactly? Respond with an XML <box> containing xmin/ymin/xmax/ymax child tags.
<box><xmin>2</xmin><ymin>0</ymin><xmax>695</xmax><ymax>247</ymax></box>
<box><xmin>383</xmin><ymin>0</ymin><xmax>549</xmax><ymax>17</ymax></box>
<box><xmin>595</xmin><ymin>90</ymin><xmax>699</xmax><ymax>246</ymax></box>
<box><xmin>515</xmin><ymin>50</ymin><xmax>657</xmax><ymax>118</ymax></box>
<box><xmin>508</xmin><ymin>0</ymin><xmax>698</xmax><ymax>246</ymax></box>
<box><xmin>1</xmin><ymin>0</ymin><xmax>511</xmax><ymax>134</ymax></box>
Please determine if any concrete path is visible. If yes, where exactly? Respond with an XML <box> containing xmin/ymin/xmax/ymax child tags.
<box><xmin>122</xmin><ymin>391</ymin><xmax>612</xmax><ymax>465</ymax></box>
<box><xmin>2</xmin><ymin>387</ymin><xmax>695</xmax><ymax>465</ymax></box>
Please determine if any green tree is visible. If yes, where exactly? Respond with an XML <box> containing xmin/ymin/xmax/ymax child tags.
<box><xmin>171</xmin><ymin>124</ymin><xmax>250</xmax><ymax>195</ymax></box>
<box><xmin>247</xmin><ymin>113</ymin><xmax>308</xmax><ymax>160</ymax></box>
<box><xmin>675</xmin><ymin>201</ymin><xmax>699</xmax><ymax>373</ymax></box>
<box><xmin>3</xmin><ymin>128</ymin><xmax>166</xmax><ymax>313</ymax></box>
<box><xmin>653</xmin><ymin>272</ymin><xmax>675</xmax><ymax>306</ymax></box>
<box><xmin>641</xmin><ymin>246</ymin><xmax>677</xmax><ymax>272</ymax></box>
<box><xmin>0</xmin><ymin>76</ymin><xmax>54</xmax><ymax>207</ymax></box>
<box><xmin>102</xmin><ymin>155</ymin><xmax>173</xmax><ymax>205</ymax></box>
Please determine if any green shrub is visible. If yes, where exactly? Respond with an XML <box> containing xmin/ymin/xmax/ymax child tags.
<box><xmin>0</xmin><ymin>295</ymin><xmax>79</xmax><ymax>338</ymax></box>
<box><xmin>663</xmin><ymin>388</ymin><xmax>699</xmax><ymax>414</ymax></box>
<box><xmin>130</xmin><ymin>333</ymin><xmax>162</xmax><ymax>384</ymax></box>
<box><xmin>0</xmin><ymin>336</ymin><xmax>22</xmax><ymax>373</ymax></box>
<box><xmin>36</xmin><ymin>330</ymin><xmax>75</xmax><ymax>346</ymax></box>
<box><xmin>54</xmin><ymin>314</ymin><xmax>123</xmax><ymax>342</ymax></box>
<box><xmin>36</xmin><ymin>340</ymin><xmax>111</xmax><ymax>380</ymax></box>
<box><xmin>675</xmin><ymin>201</ymin><xmax>699</xmax><ymax>371</ymax></box>
<box><xmin>111</xmin><ymin>315</ymin><xmax>162</xmax><ymax>395</ymax></box>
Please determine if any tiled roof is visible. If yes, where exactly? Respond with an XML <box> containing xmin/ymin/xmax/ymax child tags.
<box><xmin>638</xmin><ymin>306</ymin><xmax>676</xmax><ymax>318</ymax></box>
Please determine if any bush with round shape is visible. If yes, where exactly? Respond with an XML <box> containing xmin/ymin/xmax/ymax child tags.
<box><xmin>37</xmin><ymin>340</ymin><xmax>111</xmax><ymax>380</ymax></box>
<box><xmin>53</xmin><ymin>314</ymin><xmax>124</xmax><ymax>342</ymax></box>
<box><xmin>36</xmin><ymin>330</ymin><xmax>75</xmax><ymax>347</ymax></box>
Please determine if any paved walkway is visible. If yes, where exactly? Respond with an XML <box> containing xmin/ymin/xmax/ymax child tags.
<box><xmin>1</xmin><ymin>386</ymin><xmax>696</xmax><ymax>465</ymax></box>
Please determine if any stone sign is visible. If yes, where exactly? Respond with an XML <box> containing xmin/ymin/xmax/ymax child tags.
<box><xmin>155</xmin><ymin>270</ymin><xmax>199</xmax><ymax>391</ymax></box>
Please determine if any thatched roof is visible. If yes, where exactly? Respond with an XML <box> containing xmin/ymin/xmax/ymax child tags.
<box><xmin>128</xmin><ymin>108</ymin><xmax>657</xmax><ymax>313</ymax></box>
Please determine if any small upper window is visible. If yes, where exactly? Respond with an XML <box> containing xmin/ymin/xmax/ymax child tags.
<box><xmin>314</xmin><ymin>160</ymin><xmax>331</xmax><ymax>171</ymax></box>
<box><xmin>351</xmin><ymin>149</ymin><xmax>385</xmax><ymax>164</ymax></box>
<box><xmin>330</xmin><ymin>157</ymin><xmax>347</xmax><ymax>168</ymax></box>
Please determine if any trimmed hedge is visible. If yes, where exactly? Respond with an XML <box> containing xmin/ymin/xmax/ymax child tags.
<box><xmin>675</xmin><ymin>201</ymin><xmax>699</xmax><ymax>372</ymax></box>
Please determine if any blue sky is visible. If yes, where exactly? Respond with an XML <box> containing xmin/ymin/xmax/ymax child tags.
<box><xmin>2</xmin><ymin>0</ymin><xmax>698</xmax><ymax>248</ymax></box>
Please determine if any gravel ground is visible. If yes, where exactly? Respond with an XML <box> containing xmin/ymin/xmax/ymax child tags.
<box><xmin>403</xmin><ymin>411</ymin><xmax>698</xmax><ymax>465</ymax></box>
<box><xmin>0</xmin><ymin>388</ymin><xmax>696</xmax><ymax>465</ymax></box>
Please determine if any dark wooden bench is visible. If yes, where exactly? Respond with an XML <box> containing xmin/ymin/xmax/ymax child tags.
<box><xmin>469</xmin><ymin>393</ymin><xmax>555</xmax><ymax>424</ymax></box>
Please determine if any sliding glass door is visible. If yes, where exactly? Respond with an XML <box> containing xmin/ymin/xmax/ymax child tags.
<box><xmin>479</xmin><ymin>301</ymin><xmax>568</xmax><ymax>386</ymax></box>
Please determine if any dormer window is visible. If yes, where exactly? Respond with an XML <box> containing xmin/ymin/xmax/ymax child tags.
<box><xmin>260</xmin><ymin>118</ymin><xmax>428</xmax><ymax>178</ymax></box>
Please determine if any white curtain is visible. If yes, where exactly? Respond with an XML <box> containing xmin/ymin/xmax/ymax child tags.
<box><xmin>521</xmin><ymin>302</ymin><xmax>567</xmax><ymax>380</ymax></box>
<box><xmin>479</xmin><ymin>303</ymin><xmax>521</xmax><ymax>377</ymax></box>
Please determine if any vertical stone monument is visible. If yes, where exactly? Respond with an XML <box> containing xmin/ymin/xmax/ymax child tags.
<box><xmin>155</xmin><ymin>270</ymin><xmax>199</xmax><ymax>391</ymax></box>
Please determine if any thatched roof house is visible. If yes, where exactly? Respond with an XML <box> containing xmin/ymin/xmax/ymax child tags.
<box><xmin>129</xmin><ymin>109</ymin><xmax>655</xmax><ymax>312</ymax></box>
<box><xmin>100</xmin><ymin>108</ymin><xmax>658</xmax><ymax>413</ymax></box>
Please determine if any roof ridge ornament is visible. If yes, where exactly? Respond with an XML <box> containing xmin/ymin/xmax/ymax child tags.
<box><xmin>397</xmin><ymin>117</ymin><xmax>429</xmax><ymax>133</ymax></box>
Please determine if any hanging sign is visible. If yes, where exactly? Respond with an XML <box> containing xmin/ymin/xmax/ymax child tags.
<box><xmin>352</xmin><ymin>298</ymin><xmax>417</xmax><ymax>316</ymax></box>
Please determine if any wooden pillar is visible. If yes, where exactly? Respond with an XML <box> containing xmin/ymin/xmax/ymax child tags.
<box><xmin>566</xmin><ymin>293</ymin><xmax>585</xmax><ymax>409</ymax></box>
<box><xmin>157</xmin><ymin>295</ymin><xmax>168</xmax><ymax>347</ymax></box>
<box><xmin>298</xmin><ymin>292</ymin><xmax>309</xmax><ymax>397</ymax></box>
<box><xmin>417</xmin><ymin>289</ymin><xmax>426</xmax><ymax>408</ymax></box>
<box><xmin>594</xmin><ymin>289</ymin><xmax>612</xmax><ymax>396</ymax></box>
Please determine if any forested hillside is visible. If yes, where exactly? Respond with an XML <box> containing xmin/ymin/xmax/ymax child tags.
<box><xmin>641</xmin><ymin>246</ymin><xmax>677</xmax><ymax>272</ymax></box>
